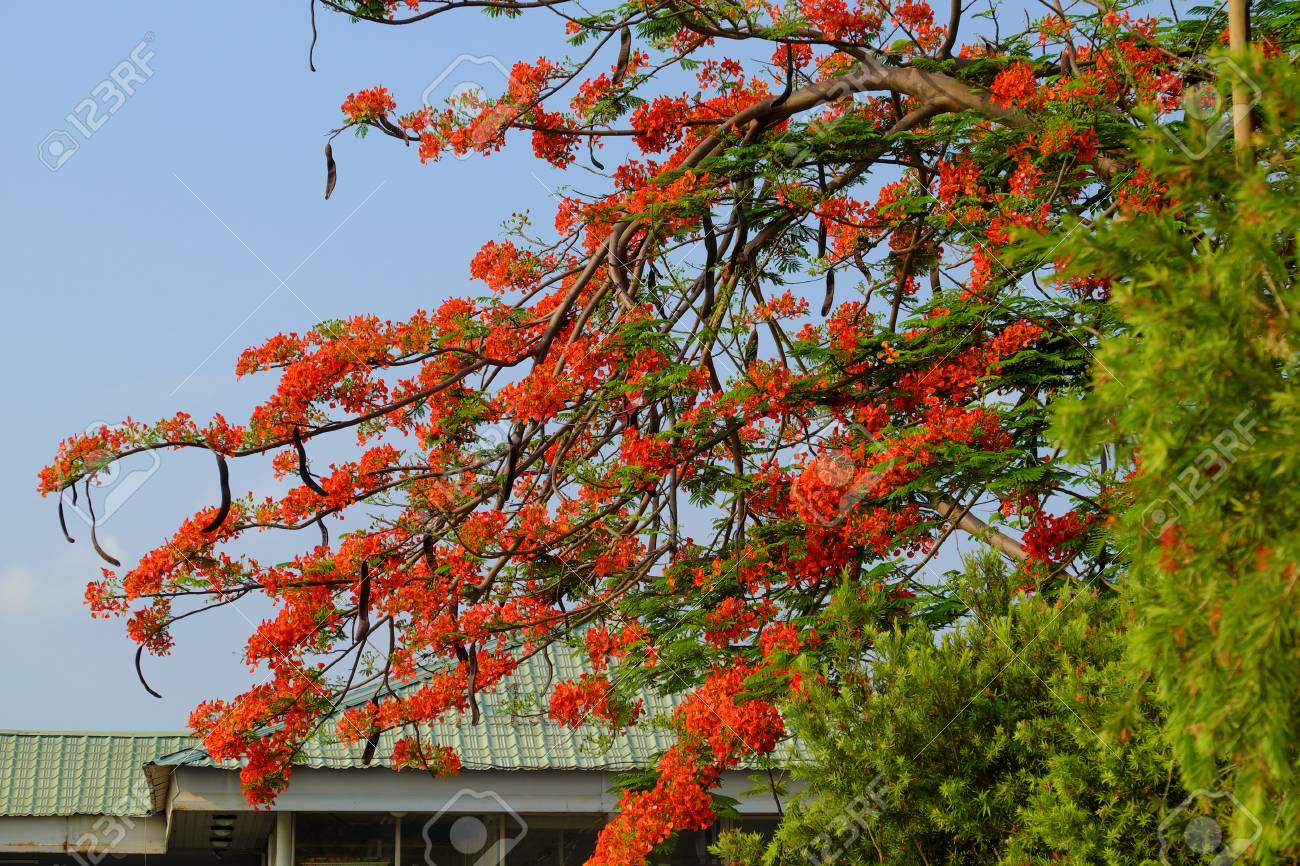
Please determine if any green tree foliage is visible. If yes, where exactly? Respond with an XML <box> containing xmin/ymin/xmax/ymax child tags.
<box><xmin>717</xmin><ymin>56</ymin><xmax>1300</xmax><ymax>866</ymax></box>
<box><xmin>719</xmin><ymin>554</ymin><xmax>1178</xmax><ymax>866</ymax></box>
<box><xmin>1053</xmin><ymin>56</ymin><xmax>1300</xmax><ymax>861</ymax></box>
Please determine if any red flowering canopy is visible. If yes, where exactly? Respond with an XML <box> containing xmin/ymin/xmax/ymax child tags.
<box><xmin>41</xmin><ymin>0</ymin><xmax>1217</xmax><ymax>862</ymax></box>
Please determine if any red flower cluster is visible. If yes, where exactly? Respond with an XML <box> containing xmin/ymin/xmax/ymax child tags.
<box><xmin>342</xmin><ymin>86</ymin><xmax>396</xmax><ymax>123</ymax></box>
<box><xmin>1022</xmin><ymin>509</ymin><xmax>1094</xmax><ymax>565</ymax></box>
<box><xmin>549</xmin><ymin>673</ymin><xmax>643</xmax><ymax>729</ymax></box>
<box><xmin>989</xmin><ymin>62</ymin><xmax>1040</xmax><ymax>109</ymax></box>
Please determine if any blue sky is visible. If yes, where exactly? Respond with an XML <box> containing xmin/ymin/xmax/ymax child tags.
<box><xmin>0</xmin><ymin>1</ymin><xmax>1031</xmax><ymax>730</ymax></box>
<box><xmin>1</xmin><ymin>3</ymin><xmax>571</xmax><ymax>728</ymax></box>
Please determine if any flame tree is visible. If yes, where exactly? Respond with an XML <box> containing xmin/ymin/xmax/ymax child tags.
<box><xmin>42</xmin><ymin>0</ymin><xmax>1299</xmax><ymax>863</ymax></box>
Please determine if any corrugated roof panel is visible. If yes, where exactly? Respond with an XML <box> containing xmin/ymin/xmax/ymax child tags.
<box><xmin>0</xmin><ymin>732</ymin><xmax>193</xmax><ymax>817</ymax></box>
<box><xmin>168</xmin><ymin>650</ymin><xmax>682</xmax><ymax>772</ymax></box>
<box><xmin>0</xmin><ymin>651</ymin><xmax>704</xmax><ymax>817</ymax></box>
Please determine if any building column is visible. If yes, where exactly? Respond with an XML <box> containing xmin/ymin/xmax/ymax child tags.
<box><xmin>275</xmin><ymin>811</ymin><xmax>294</xmax><ymax>866</ymax></box>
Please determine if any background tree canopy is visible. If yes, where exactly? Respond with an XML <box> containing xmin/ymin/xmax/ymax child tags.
<box><xmin>41</xmin><ymin>0</ymin><xmax>1300</xmax><ymax>862</ymax></box>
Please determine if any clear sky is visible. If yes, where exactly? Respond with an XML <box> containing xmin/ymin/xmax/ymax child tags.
<box><xmin>0</xmin><ymin>3</ymin><xmax>571</xmax><ymax>728</ymax></box>
<box><xmin>0</xmin><ymin>1</ymin><xmax>1008</xmax><ymax>730</ymax></box>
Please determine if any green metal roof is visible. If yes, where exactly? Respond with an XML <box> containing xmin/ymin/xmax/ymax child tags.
<box><xmin>0</xmin><ymin>650</ymin><xmax>683</xmax><ymax>817</ymax></box>
<box><xmin>162</xmin><ymin>648</ymin><xmax>681</xmax><ymax>773</ymax></box>
<box><xmin>0</xmin><ymin>730</ymin><xmax>193</xmax><ymax>817</ymax></box>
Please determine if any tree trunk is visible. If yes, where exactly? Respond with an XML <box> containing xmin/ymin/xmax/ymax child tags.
<box><xmin>1228</xmin><ymin>0</ymin><xmax>1253</xmax><ymax>159</ymax></box>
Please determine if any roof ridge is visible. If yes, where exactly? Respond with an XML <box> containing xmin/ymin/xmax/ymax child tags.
<box><xmin>0</xmin><ymin>729</ymin><xmax>193</xmax><ymax>737</ymax></box>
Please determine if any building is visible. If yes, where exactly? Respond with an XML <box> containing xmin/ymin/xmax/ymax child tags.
<box><xmin>0</xmin><ymin>653</ymin><xmax>783</xmax><ymax>865</ymax></box>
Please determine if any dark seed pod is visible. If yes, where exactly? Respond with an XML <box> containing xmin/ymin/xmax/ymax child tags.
<box><xmin>201</xmin><ymin>452</ymin><xmax>232</xmax><ymax>533</ymax></box>
<box><xmin>324</xmin><ymin>140</ymin><xmax>337</xmax><ymax>200</ymax></box>
<box><xmin>293</xmin><ymin>427</ymin><xmax>328</xmax><ymax>495</ymax></box>
<box><xmin>308</xmin><ymin>0</ymin><xmax>319</xmax><ymax>72</ymax></box>
<box><xmin>727</xmin><ymin>199</ymin><xmax>749</xmax><ymax>275</ymax></box>
<box><xmin>361</xmin><ymin>730</ymin><xmax>380</xmax><ymax>766</ymax></box>
<box><xmin>613</xmin><ymin>25</ymin><xmax>632</xmax><ymax>84</ymax></box>
<box><xmin>467</xmin><ymin>645</ymin><xmax>481</xmax><ymax>725</ymax></box>
<box><xmin>817</xmin><ymin>160</ymin><xmax>835</xmax><ymax>316</ymax></box>
<box><xmin>822</xmin><ymin>269</ymin><xmax>836</xmax><ymax>316</ymax></box>
<box><xmin>58</xmin><ymin>492</ymin><xmax>75</xmax><ymax>544</ymax></box>
<box><xmin>354</xmin><ymin>561</ymin><xmax>372</xmax><ymax>643</ymax></box>
<box><xmin>701</xmin><ymin>211</ymin><xmax>718</xmax><ymax>317</ymax></box>
<box><xmin>361</xmin><ymin>698</ymin><xmax>381</xmax><ymax>765</ymax></box>
<box><xmin>497</xmin><ymin>424</ymin><xmax>524</xmax><ymax>509</ymax></box>
<box><xmin>422</xmin><ymin>535</ymin><xmax>436</xmax><ymax>573</ymax></box>
<box><xmin>135</xmin><ymin>645</ymin><xmax>163</xmax><ymax>699</ymax></box>
<box><xmin>86</xmin><ymin>479</ymin><xmax>121</xmax><ymax>568</ymax></box>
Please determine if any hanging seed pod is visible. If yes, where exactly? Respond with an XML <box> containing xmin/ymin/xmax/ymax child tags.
<box><xmin>324</xmin><ymin>140</ymin><xmax>337</xmax><ymax>200</ymax></box>
<box><xmin>293</xmin><ymin>428</ymin><xmax>328</xmax><ymax>495</ymax></box>
<box><xmin>86</xmin><ymin>479</ymin><xmax>121</xmax><ymax>568</ymax></box>
<box><xmin>497</xmin><ymin>424</ymin><xmax>524</xmax><ymax>509</ymax></box>
<box><xmin>701</xmin><ymin>211</ymin><xmax>718</xmax><ymax>318</ymax></box>
<box><xmin>135</xmin><ymin>645</ymin><xmax>163</xmax><ymax>699</ymax></box>
<box><xmin>822</xmin><ymin>269</ymin><xmax>836</xmax><ymax>316</ymax></box>
<box><xmin>817</xmin><ymin>161</ymin><xmax>835</xmax><ymax>315</ymax></box>
<box><xmin>361</xmin><ymin>698</ymin><xmax>381</xmax><ymax>765</ymax></box>
<box><xmin>354</xmin><ymin>561</ymin><xmax>372</xmax><ymax>643</ymax></box>
<box><xmin>422</xmin><ymin>535</ymin><xmax>436</xmax><ymax>573</ymax></box>
<box><xmin>308</xmin><ymin>0</ymin><xmax>319</xmax><ymax>72</ymax></box>
<box><xmin>613</xmin><ymin>25</ymin><xmax>632</xmax><ymax>84</ymax></box>
<box><xmin>58</xmin><ymin>491</ymin><xmax>75</xmax><ymax>544</ymax></box>
<box><xmin>467</xmin><ymin>645</ymin><xmax>481</xmax><ymax>724</ymax></box>
<box><xmin>201</xmin><ymin>452</ymin><xmax>232</xmax><ymax>533</ymax></box>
